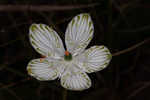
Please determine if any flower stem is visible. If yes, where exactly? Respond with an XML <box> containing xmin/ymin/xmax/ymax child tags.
<box><xmin>62</xmin><ymin>89</ymin><xmax>68</xmax><ymax>100</ymax></box>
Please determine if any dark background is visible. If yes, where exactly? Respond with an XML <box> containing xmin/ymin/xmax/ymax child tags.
<box><xmin>0</xmin><ymin>0</ymin><xmax>150</xmax><ymax>100</ymax></box>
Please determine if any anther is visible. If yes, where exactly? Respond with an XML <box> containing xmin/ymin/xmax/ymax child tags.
<box><xmin>65</xmin><ymin>51</ymin><xmax>70</xmax><ymax>56</ymax></box>
<box><xmin>40</xmin><ymin>55</ymin><xmax>46</xmax><ymax>62</ymax></box>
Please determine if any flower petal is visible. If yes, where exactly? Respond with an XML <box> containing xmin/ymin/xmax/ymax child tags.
<box><xmin>29</xmin><ymin>24</ymin><xmax>65</xmax><ymax>58</ymax></box>
<box><xmin>65</xmin><ymin>13</ymin><xmax>94</xmax><ymax>56</ymax></box>
<box><xmin>27</xmin><ymin>58</ymin><xmax>60</xmax><ymax>81</ymax></box>
<box><xmin>61</xmin><ymin>65</ymin><xmax>91</xmax><ymax>91</ymax></box>
<box><xmin>76</xmin><ymin>45</ymin><xmax>112</xmax><ymax>73</ymax></box>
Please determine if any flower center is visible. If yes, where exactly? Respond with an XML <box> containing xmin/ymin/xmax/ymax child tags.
<box><xmin>64</xmin><ymin>51</ymin><xmax>72</xmax><ymax>61</ymax></box>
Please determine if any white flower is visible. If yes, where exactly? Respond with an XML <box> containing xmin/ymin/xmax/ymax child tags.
<box><xmin>27</xmin><ymin>13</ymin><xmax>112</xmax><ymax>91</ymax></box>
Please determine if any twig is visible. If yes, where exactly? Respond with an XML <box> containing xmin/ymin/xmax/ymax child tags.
<box><xmin>0</xmin><ymin>83</ymin><xmax>23</xmax><ymax>100</ymax></box>
<box><xmin>62</xmin><ymin>89</ymin><xmax>68</xmax><ymax>100</ymax></box>
<box><xmin>112</xmin><ymin>0</ymin><xmax>141</xmax><ymax>28</ymax></box>
<box><xmin>120</xmin><ymin>0</ymin><xmax>141</xmax><ymax>12</ymax></box>
<box><xmin>0</xmin><ymin>3</ymin><xmax>99</xmax><ymax>12</ymax></box>
<box><xmin>121</xmin><ymin>47</ymin><xmax>141</xmax><ymax>74</ymax></box>
<box><xmin>0</xmin><ymin>37</ymin><xmax>24</xmax><ymax>48</ymax></box>
<box><xmin>0</xmin><ymin>77</ymin><xmax>32</xmax><ymax>89</ymax></box>
<box><xmin>127</xmin><ymin>82</ymin><xmax>150</xmax><ymax>100</ymax></box>
<box><xmin>112</xmin><ymin>38</ymin><xmax>150</xmax><ymax>56</ymax></box>
<box><xmin>116</xmin><ymin>24</ymin><xmax>150</xmax><ymax>33</ymax></box>
<box><xmin>107</xmin><ymin>0</ymin><xmax>113</xmax><ymax>47</ymax></box>
<box><xmin>112</xmin><ymin>0</ymin><xmax>130</xmax><ymax>27</ymax></box>
<box><xmin>4</xmin><ymin>66</ymin><xmax>27</xmax><ymax>77</ymax></box>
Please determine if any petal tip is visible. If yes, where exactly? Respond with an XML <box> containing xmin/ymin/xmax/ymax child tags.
<box><xmin>27</xmin><ymin>67</ymin><xmax>32</xmax><ymax>75</ymax></box>
<box><xmin>30</xmin><ymin>23</ymin><xmax>38</xmax><ymax>32</ymax></box>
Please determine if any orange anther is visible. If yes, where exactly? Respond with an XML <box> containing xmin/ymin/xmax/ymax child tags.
<box><xmin>65</xmin><ymin>51</ymin><xmax>70</xmax><ymax>56</ymax></box>
<box><xmin>41</xmin><ymin>55</ymin><xmax>46</xmax><ymax>58</ymax></box>
<box><xmin>40</xmin><ymin>58</ymin><xmax>44</xmax><ymax>62</ymax></box>
<box><xmin>40</xmin><ymin>55</ymin><xmax>46</xmax><ymax>62</ymax></box>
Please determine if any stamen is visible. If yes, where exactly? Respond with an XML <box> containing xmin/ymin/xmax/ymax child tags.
<box><xmin>40</xmin><ymin>58</ymin><xmax>44</xmax><ymax>62</ymax></box>
<box><xmin>40</xmin><ymin>55</ymin><xmax>46</xmax><ymax>62</ymax></box>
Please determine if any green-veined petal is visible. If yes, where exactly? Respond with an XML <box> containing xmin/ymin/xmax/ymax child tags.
<box><xmin>75</xmin><ymin>45</ymin><xmax>112</xmax><ymax>73</ymax></box>
<box><xmin>29</xmin><ymin>24</ymin><xmax>65</xmax><ymax>58</ymax></box>
<box><xmin>65</xmin><ymin>13</ymin><xmax>94</xmax><ymax>56</ymax></box>
<box><xmin>27</xmin><ymin>58</ymin><xmax>60</xmax><ymax>81</ymax></box>
<box><xmin>60</xmin><ymin>65</ymin><xmax>91</xmax><ymax>91</ymax></box>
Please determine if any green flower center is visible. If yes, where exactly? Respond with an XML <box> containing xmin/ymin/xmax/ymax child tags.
<box><xmin>64</xmin><ymin>51</ymin><xmax>72</xmax><ymax>61</ymax></box>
